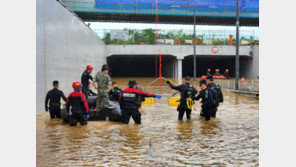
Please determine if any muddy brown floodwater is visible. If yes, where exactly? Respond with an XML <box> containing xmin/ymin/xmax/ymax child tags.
<box><xmin>37</xmin><ymin>77</ymin><xmax>259</xmax><ymax>166</ymax></box>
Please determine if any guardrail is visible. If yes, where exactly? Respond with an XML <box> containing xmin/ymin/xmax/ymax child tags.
<box><xmin>215</xmin><ymin>79</ymin><xmax>259</xmax><ymax>93</ymax></box>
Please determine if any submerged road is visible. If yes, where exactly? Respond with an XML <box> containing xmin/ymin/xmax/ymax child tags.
<box><xmin>37</xmin><ymin>77</ymin><xmax>259</xmax><ymax>166</ymax></box>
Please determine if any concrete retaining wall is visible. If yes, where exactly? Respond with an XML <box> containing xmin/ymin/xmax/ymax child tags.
<box><xmin>248</xmin><ymin>45</ymin><xmax>259</xmax><ymax>78</ymax></box>
<box><xmin>36</xmin><ymin>0</ymin><xmax>106</xmax><ymax>113</ymax></box>
<box><xmin>106</xmin><ymin>45</ymin><xmax>252</xmax><ymax>59</ymax></box>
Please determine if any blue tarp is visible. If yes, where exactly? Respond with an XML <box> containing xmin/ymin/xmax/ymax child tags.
<box><xmin>95</xmin><ymin>0</ymin><xmax>258</xmax><ymax>9</ymax></box>
<box><xmin>62</xmin><ymin>0</ymin><xmax>259</xmax><ymax>18</ymax></box>
<box><xmin>94</xmin><ymin>0</ymin><xmax>258</xmax><ymax>15</ymax></box>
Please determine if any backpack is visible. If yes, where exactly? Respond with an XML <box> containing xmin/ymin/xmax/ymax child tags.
<box><xmin>185</xmin><ymin>85</ymin><xmax>196</xmax><ymax>99</ymax></box>
<box><xmin>209</xmin><ymin>85</ymin><xmax>219</xmax><ymax>107</ymax></box>
<box><xmin>215</xmin><ymin>84</ymin><xmax>224</xmax><ymax>103</ymax></box>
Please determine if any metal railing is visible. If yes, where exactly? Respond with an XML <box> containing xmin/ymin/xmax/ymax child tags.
<box><xmin>215</xmin><ymin>79</ymin><xmax>259</xmax><ymax>92</ymax></box>
<box><xmin>92</xmin><ymin>29</ymin><xmax>259</xmax><ymax>45</ymax></box>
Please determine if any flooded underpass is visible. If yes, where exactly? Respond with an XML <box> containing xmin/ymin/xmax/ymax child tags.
<box><xmin>37</xmin><ymin>77</ymin><xmax>259</xmax><ymax>166</ymax></box>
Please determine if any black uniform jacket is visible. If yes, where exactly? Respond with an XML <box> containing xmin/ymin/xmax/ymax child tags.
<box><xmin>45</xmin><ymin>88</ymin><xmax>67</xmax><ymax>109</ymax></box>
<box><xmin>194</xmin><ymin>87</ymin><xmax>214</xmax><ymax>108</ymax></box>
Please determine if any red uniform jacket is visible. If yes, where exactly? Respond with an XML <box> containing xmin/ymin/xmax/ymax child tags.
<box><xmin>66</xmin><ymin>91</ymin><xmax>89</xmax><ymax>113</ymax></box>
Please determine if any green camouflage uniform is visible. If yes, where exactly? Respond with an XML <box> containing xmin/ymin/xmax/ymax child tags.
<box><xmin>94</xmin><ymin>71</ymin><xmax>111</xmax><ymax>109</ymax></box>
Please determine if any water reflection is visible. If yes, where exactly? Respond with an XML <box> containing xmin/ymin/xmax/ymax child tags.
<box><xmin>176</xmin><ymin>120</ymin><xmax>193</xmax><ymax>141</ymax></box>
<box><xmin>200</xmin><ymin>118</ymin><xmax>222</xmax><ymax>136</ymax></box>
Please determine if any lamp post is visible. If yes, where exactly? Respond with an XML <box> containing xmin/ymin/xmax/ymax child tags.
<box><xmin>193</xmin><ymin>6</ymin><xmax>196</xmax><ymax>81</ymax></box>
<box><xmin>235</xmin><ymin>0</ymin><xmax>240</xmax><ymax>90</ymax></box>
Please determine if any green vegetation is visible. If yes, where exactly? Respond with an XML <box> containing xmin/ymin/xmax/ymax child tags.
<box><xmin>102</xmin><ymin>29</ymin><xmax>259</xmax><ymax>45</ymax></box>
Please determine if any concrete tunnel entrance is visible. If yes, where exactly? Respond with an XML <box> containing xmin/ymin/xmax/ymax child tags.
<box><xmin>107</xmin><ymin>55</ymin><xmax>176</xmax><ymax>77</ymax></box>
<box><xmin>182</xmin><ymin>55</ymin><xmax>252</xmax><ymax>78</ymax></box>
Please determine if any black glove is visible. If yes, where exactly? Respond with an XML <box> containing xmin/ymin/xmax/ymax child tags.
<box><xmin>166</xmin><ymin>81</ymin><xmax>170</xmax><ymax>84</ymax></box>
<box><xmin>45</xmin><ymin>106</ymin><xmax>48</xmax><ymax>111</ymax></box>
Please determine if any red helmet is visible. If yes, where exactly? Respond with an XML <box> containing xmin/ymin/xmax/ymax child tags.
<box><xmin>72</xmin><ymin>81</ymin><xmax>82</xmax><ymax>89</ymax></box>
<box><xmin>201</xmin><ymin>75</ymin><xmax>206</xmax><ymax>79</ymax></box>
<box><xmin>87</xmin><ymin>65</ymin><xmax>93</xmax><ymax>70</ymax></box>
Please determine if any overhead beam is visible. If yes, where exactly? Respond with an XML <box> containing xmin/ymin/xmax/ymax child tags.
<box><xmin>74</xmin><ymin>12</ymin><xmax>259</xmax><ymax>26</ymax></box>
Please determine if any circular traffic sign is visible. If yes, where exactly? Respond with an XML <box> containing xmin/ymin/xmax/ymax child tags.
<box><xmin>211</xmin><ymin>46</ymin><xmax>219</xmax><ymax>53</ymax></box>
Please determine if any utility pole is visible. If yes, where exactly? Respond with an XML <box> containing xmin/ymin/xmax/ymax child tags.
<box><xmin>235</xmin><ymin>0</ymin><xmax>240</xmax><ymax>90</ymax></box>
<box><xmin>193</xmin><ymin>7</ymin><xmax>196</xmax><ymax>81</ymax></box>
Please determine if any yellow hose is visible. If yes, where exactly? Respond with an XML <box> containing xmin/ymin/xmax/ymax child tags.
<box><xmin>186</xmin><ymin>97</ymin><xmax>194</xmax><ymax>109</ymax></box>
<box><xmin>166</xmin><ymin>78</ymin><xmax>194</xmax><ymax>109</ymax></box>
<box><xmin>166</xmin><ymin>79</ymin><xmax>178</xmax><ymax>86</ymax></box>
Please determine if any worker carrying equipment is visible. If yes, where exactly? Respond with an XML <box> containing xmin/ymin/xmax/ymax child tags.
<box><xmin>167</xmin><ymin>76</ymin><xmax>197</xmax><ymax>120</ymax></box>
<box><xmin>45</xmin><ymin>80</ymin><xmax>67</xmax><ymax>119</ymax></box>
<box><xmin>66</xmin><ymin>81</ymin><xmax>89</xmax><ymax>126</ymax></box>
<box><xmin>119</xmin><ymin>80</ymin><xmax>161</xmax><ymax>124</ymax></box>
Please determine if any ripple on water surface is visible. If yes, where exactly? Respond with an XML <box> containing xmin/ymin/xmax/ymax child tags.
<box><xmin>37</xmin><ymin>78</ymin><xmax>259</xmax><ymax>166</ymax></box>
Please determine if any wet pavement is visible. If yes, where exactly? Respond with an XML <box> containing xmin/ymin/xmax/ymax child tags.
<box><xmin>37</xmin><ymin>77</ymin><xmax>259</xmax><ymax>166</ymax></box>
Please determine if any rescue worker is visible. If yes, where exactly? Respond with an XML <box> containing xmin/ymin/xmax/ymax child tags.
<box><xmin>167</xmin><ymin>76</ymin><xmax>197</xmax><ymax>120</ymax></box>
<box><xmin>66</xmin><ymin>81</ymin><xmax>89</xmax><ymax>126</ymax></box>
<box><xmin>45</xmin><ymin>80</ymin><xmax>67</xmax><ymax>119</ymax></box>
<box><xmin>86</xmin><ymin>83</ymin><xmax>97</xmax><ymax>97</ymax></box>
<box><xmin>194</xmin><ymin>79</ymin><xmax>215</xmax><ymax>121</ymax></box>
<box><xmin>119</xmin><ymin>80</ymin><xmax>161</xmax><ymax>124</ymax></box>
<box><xmin>206</xmin><ymin>69</ymin><xmax>211</xmax><ymax>77</ymax></box>
<box><xmin>94</xmin><ymin>64</ymin><xmax>112</xmax><ymax>111</ymax></box>
<box><xmin>214</xmin><ymin>69</ymin><xmax>221</xmax><ymax>76</ymax></box>
<box><xmin>224</xmin><ymin>69</ymin><xmax>230</xmax><ymax>79</ymax></box>
<box><xmin>108</xmin><ymin>81</ymin><xmax>122</xmax><ymax>102</ymax></box>
<box><xmin>206</xmin><ymin>75</ymin><xmax>224</xmax><ymax>118</ymax></box>
<box><xmin>81</xmin><ymin>65</ymin><xmax>97</xmax><ymax>99</ymax></box>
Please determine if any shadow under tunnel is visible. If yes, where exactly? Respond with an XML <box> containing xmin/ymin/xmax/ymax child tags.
<box><xmin>182</xmin><ymin>55</ymin><xmax>252</xmax><ymax>78</ymax></box>
<box><xmin>107</xmin><ymin>55</ymin><xmax>176</xmax><ymax>77</ymax></box>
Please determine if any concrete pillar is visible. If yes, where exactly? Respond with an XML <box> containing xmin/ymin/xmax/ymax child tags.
<box><xmin>174</xmin><ymin>60</ymin><xmax>178</xmax><ymax>78</ymax></box>
<box><xmin>177</xmin><ymin>59</ymin><xmax>182</xmax><ymax>81</ymax></box>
